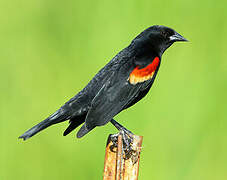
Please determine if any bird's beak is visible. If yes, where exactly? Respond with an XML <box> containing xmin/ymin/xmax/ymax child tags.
<box><xmin>169</xmin><ymin>32</ymin><xmax>188</xmax><ymax>42</ymax></box>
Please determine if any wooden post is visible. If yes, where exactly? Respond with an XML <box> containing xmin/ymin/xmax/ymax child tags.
<box><xmin>103</xmin><ymin>133</ymin><xmax>143</xmax><ymax>180</ymax></box>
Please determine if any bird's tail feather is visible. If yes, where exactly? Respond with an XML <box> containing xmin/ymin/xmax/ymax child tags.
<box><xmin>76</xmin><ymin>123</ymin><xmax>94</xmax><ymax>138</ymax></box>
<box><xmin>19</xmin><ymin>110</ymin><xmax>68</xmax><ymax>141</ymax></box>
<box><xmin>63</xmin><ymin>114</ymin><xmax>86</xmax><ymax>136</ymax></box>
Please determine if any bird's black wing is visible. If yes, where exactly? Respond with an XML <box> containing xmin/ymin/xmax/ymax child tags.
<box><xmin>76</xmin><ymin>61</ymin><xmax>153</xmax><ymax>138</ymax></box>
<box><xmin>123</xmin><ymin>65</ymin><xmax>160</xmax><ymax>110</ymax></box>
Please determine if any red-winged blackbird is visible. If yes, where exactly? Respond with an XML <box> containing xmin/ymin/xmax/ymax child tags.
<box><xmin>19</xmin><ymin>25</ymin><xmax>187</xmax><ymax>141</ymax></box>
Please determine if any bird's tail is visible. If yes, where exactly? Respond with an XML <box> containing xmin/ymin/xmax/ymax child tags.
<box><xmin>76</xmin><ymin>123</ymin><xmax>95</xmax><ymax>138</ymax></box>
<box><xmin>19</xmin><ymin>109</ymin><xmax>68</xmax><ymax>141</ymax></box>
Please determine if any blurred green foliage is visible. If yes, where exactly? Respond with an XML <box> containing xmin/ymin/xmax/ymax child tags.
<box><xmin>0</xmin><ymin>0</ymin><xmax>227</xmax><ymax>179</ymax></box>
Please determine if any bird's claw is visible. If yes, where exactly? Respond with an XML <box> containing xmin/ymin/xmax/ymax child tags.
<box><xmin>110</xmin><ymin>129</ymin><xmax>135</xmax><ymax>159</ymax></box>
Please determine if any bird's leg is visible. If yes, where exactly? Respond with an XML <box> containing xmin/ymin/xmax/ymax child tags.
<box><xmin>110</xmin><ymin>119</ymin><xmax>133</xmax><ymax>135</ymax></box>
<box><xmin>110</xmin><ymin>119</ymin><xmax>135</xmax><ymax>158</ymax></box>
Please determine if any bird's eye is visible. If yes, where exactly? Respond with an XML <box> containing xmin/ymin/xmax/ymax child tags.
<box><xmin>161</xmin><ymin>29</ymin><xmax>175</xmax><ymax>40</ymax></box>
<box><xmin>160</xmin><ymin>31</ymin><xmax>168</xmax><ymax>39</ymax></box>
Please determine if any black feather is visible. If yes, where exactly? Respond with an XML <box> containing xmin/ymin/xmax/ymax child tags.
<box><xmin>76</xmin><ymin>123</ymin><xmax>94</xmax><ymax>138</ymax></box>
<box><xmin>19</xmin><ymin>109</ymin><xmax>68</xmax><ymax>140</ymax></box>
<box><xmin>63</xmin><ymin>114</ymin><xmax>86</xmax><ymax>136</ymax></box>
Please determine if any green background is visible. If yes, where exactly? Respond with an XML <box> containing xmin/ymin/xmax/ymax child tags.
<box><xmin>1</xmin><ymin>0</ymin><xmax>227</xmax><ymax>179</ymax></box>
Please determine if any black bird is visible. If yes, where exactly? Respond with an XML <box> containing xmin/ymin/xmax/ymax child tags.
<box><xmin>19</xmin><ymin>25</ymin><xmax>187</xmax><ymax>141</ymax></box>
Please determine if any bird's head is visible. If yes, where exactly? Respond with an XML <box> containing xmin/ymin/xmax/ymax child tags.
<box><xmin>131</xmin><ymin>25</ymin><xmax>188</xmax><ymax>57</ymax></box>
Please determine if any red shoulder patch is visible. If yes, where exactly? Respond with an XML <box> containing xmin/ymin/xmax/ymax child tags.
<box><xmin>129</xmin><ymin>57</ymin><xmax>160</xmax><ymax>85</ymax></box>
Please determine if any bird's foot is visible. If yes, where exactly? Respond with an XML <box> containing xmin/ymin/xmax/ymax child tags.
<box><xmin>110</xmin><ymin>129</ymin><xmax>135</xmax><ymax>159</ymax></box>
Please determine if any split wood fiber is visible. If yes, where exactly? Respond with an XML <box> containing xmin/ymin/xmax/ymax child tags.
<box><xmin>103</xmin><ymin>134</ymin><xmax>143</xmax><ymax>180</ymax></box>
